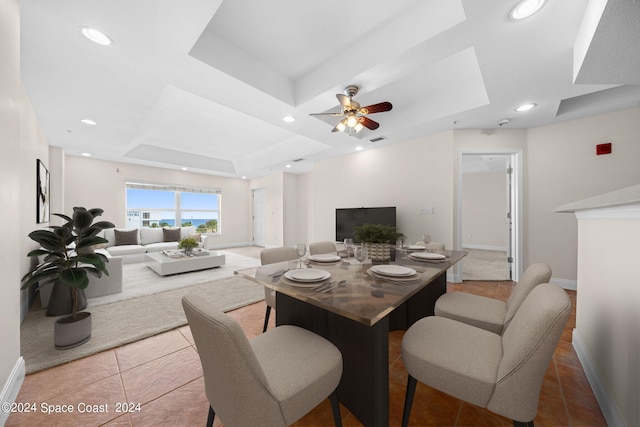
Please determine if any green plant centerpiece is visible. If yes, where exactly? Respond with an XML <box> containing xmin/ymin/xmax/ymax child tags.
<box><xmin>178</xmin><ymin>236</ymin><xmax>199</xmax><ymax>255</ymax></box>
<box><xmin>21</xmin><ymin>207</ymin><xmax>115</xmax><ymax>349</ymax></box>
<box><xmin>353</xmin><ymin>223</ymin><xmax>405</xmax><ymax>261</ymax></box>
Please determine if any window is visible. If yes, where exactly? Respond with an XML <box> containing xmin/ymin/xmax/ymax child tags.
<box><xmin>125</xmin><ymin>183</ymin><xmax>221</xmax><ymax>234</ymax></box>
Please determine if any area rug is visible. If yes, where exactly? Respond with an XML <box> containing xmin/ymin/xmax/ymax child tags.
<box><xmin>88</xmin><ymin>250</ymin><xmax>261</xmax><ymax>307</ymax></box>
<box><xmin>21</xmin><ymin>275</ymin><xmax>264</xmax><ymax>374</ymax></box>
<box><xmin>462</xmin><ymin>248</ymin><xmax>510</xmax><ymax>281</ymax></box>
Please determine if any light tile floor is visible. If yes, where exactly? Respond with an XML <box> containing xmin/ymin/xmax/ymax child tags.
<box><xmin>7</xmin><ymin>249</ymin><xmax>606</xmax><ymax>426</ymax></box>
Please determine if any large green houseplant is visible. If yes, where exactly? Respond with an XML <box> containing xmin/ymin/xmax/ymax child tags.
<box><xmin>354</xmin><ymin>223</ymin><xmax>405</xmax><ymax>261</ymax></box>
<box><xmin>21</xmin><ymin>207</ymin><xmax>115</xmax><ymax>349</ymax></box>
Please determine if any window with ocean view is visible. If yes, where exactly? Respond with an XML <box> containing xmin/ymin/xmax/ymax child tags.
<box><xmin>125</xmin><ymin>183</ymin><xmax>221</xmax><ymax>234</ymax></box>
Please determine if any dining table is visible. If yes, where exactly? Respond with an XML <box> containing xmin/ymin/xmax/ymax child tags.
<box><xmin>235</xmin><ymin>248</ymin><xmax>466</xmax><ymax>427</ymax></box>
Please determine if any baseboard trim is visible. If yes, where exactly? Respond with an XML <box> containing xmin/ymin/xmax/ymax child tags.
<box><xmin>549</xmin><ymin>277</ymin><xmax>577</xmax><ymax>291</ymax></box>
<box><xmin>572</xmin><ymin>329</ymin><xmax>625</xmax><ymax>427</ymax></box>
<box><xmin>208</xmin><ymin>241</ymin><xmax>254</xmax><ymax>250</ymax></box>
<box><xmin>0</xmin><ymin>356</ymin><xmax>25</xmax><ymax>426</ymax></box>
<box><xmin>461</xmin><ymin>244</ymin><xmax>507</xmax><ymax>251</ymax></box>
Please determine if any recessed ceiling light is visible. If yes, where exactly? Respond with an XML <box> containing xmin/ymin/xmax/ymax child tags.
<box><xmin>80</xmin><ymin>26</ymin><xmax>113</xmax><ymax>46</ymax></box>
<box><xmin>80</xmin><ymin>118</ymin><xmax>97</xmax><ymax>125</ymax></box>
<box><xmin>515</xmin><ymin>103</ymin><xmax>537</xmax><ymax>112</ymax></box>
<box><xmin>355</xmin><ymin>146</ymin><xmax>364</xmax><ymax>151</ymax></box>
<box><xmin>181</xmin><ymin>167</ymin><xmax>188</xmax><ymax>171</ymax></box>
<box><xmin>81</xmin><ymin>152</ymin><xmax>91</xmax><ymax>157</ymax></box>
<box><xmin>242</xmin><ymin>176</ymin><xmax>247</xmax><ymax>179</ymax></box>
<box><xmin>509</xmin><ymin>0</ymin><xmax>545</xmax><ymax>20</ymax></box>
<box><xmin>282</xmin><ymin>116</ymin><xmax>295</xmax><ymax>123</ymax></box>
<box><xmin>285</xmin><ymin>164</ymin><xmax>292</xmax><ymax>168</ymax></box>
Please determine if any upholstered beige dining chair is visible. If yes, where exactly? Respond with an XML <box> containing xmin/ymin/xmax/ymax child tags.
<box><xmin>309</xmin><ymin>241</ymin><xmax>338</xmax><ymax>255</ymax></box>
<box><xmin>182</xmin><ymin>294</ymin><xmax>343</xmax><ymax>427</ymax></box>
<box><xmin>260</xmin><ymin>246</ymin><xmax>299</xmax><ymax>332</ymax></box>
<box><xmin>401</xmin><ymin>283</ymin><xmax>571</xmax><ymax>427</ymax></box>
<box><xmin>434</xmin><ymin>262</ymin><xmax>551</xmax><ymax>334</ymax></box>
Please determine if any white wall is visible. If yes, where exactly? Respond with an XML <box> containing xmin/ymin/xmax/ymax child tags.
<box><xmin>462</xmin><ymin>170</ymin><xmax>507</xmax><ymax>249</ymax></box>
<box><xmin>63</xmin><ymin>156</ymin><xmax>252</xmax><ymax>247</ymax></box>
<box><xmin>304</xmin><ymin>131</ymin><xmax>455</xmax><ymax>247</ymax></box>
<box><xmin>528</xmin><ymin>108</ymin><xmax>640</xmax><ymax>282</ymax></box>
<box><xmin>573</xmin><ymin>212</ymin><xmax>640</xmax><ymax>427</ymax></box>
<box><xmin>1</xmin><ymin>0</ymin><xmax>50</xmax><ymax>419</ymax></box>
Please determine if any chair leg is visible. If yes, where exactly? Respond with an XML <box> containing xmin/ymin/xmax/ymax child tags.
<box><xmin>262</xmin><ymin>305</ymin><xmax>272</xmax><ymax>333</ymax></box>
<box><xmin>206</xmin><ymin>406</ymin><xmax>215</xmax><ymax>427</ymax></box>
<box><xmin>402</xmin><ymin>375</ymin><xmax>417</xmax><ymax>427</ymax></box>
<box><xmin>513</xmin><ymin>421</ymin><xmax>534</xmax><ymax>427</ymax></box>
<box><xmin>329</xmin><ymin>390</ymin><xmax>342</xmax><ymax>427</ymax></box>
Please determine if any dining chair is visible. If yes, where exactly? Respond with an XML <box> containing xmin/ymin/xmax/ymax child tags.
<box><xmin>309</xmin><ymin>241</ymin><xmax>338</xmax><ymax>255</ymax></box>
<box><xmin>434</xmin><ymin>262</ymin><xmax>551</xmax><ymax>334</ymax></box>
<box><xmin>260</xmin><ymin>246</ymin><xmax>299</xmax><ymax>332</ymax></box>
<box><xmin>182</xmin><ymin>294</ymin><xmax>343</xmax><ymax>427</ymax></box>
<box><xmin>401</xmin><ymin>283</ymin><xmax>571</xmax><ymax>427</ymax></box>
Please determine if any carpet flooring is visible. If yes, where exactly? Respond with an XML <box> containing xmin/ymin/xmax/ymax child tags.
<box><xmin>21</xmin><ymin>252</ymin><xmax>264</xmax><ymax>374</ymax></box>
<box><xmin>461</xmin><ymin>248</ymin><xmax>510</xmax><ymax>281</ymax></box>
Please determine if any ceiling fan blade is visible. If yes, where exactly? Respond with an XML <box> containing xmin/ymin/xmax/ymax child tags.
<box><xmin>336</xmin><ymin>93</ymin><xmax>352</xmax><ymax>109</ymax></box>
<box><xmin>359</xmin><ymin>102</ymin><xmax>392</xmax><ymax>114</ymax></box>
<box><xmin>309</xmin><ymin>112</ymin><xmax>345</xmax><ymax>117</ymax></box>
<box><xmin>358</xmin><ymin>116</ymin><xmax>380</xmax><ymax>130</ymax></box>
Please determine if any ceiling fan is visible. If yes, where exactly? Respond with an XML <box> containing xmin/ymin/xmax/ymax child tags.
<box><xmin>310</xmin><ymin>85</ymin><xmax>392</xmax><ymax>134</ymax></box>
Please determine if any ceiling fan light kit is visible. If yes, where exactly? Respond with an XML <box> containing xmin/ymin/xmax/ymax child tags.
<box><xmin>310</xmin><ymin>85</ymin><xmax>392</xmax><ymax>135</ymax></box>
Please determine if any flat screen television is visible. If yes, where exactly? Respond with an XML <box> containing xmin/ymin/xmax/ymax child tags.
<box><xmin>336</xmin><ymin>207</ymin><xmax>396</xmax><ymax>243</ymax></box>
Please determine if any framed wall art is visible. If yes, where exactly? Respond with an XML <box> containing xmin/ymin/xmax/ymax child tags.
<box><xmin>37</xmin><ymin>159</ymin><xmax>50</xmax><ymax>223</ymax></box>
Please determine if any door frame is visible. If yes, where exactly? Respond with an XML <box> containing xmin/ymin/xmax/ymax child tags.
<box><xmin>455</xmin><ymin>148</ymin><xmax>523</xmax><ymax>282</ymax></box>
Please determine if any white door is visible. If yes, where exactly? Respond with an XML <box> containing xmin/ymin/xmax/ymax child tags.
<box><xmin>252</xmin><ymin>188</ymin><xmax>266</xmax><ymax>247</ymax></box>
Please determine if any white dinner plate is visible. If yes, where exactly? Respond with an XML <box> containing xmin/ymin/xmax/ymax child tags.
<box><xmin>285</xmin><ymin>268</ymin><xmax>331</xmax><ymax>282</ymax></box>
<box><xmin>370</xmin><ymin>265</ymin><xmax>416</xmax><ymax>277</ymax></box>
<box><xmin>407</xmin><ymin>245</ymin><xmax>425</xmax><ymax>250</ymax></box>
<box><xmin>410</xmin><ymin>252</ymin><xmax>447</xmax><ymax>260</ymax></box>
<box><xmin>308</xmin><ymin>254</ymin><xmax>341</xmax><ymax>263</ymax></box>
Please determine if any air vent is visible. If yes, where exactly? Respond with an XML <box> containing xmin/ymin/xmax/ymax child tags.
<box><xmin>369</xmin><ymin>136</ymin><xmax>385</xmax><ymax>143</ymax></box>
<box><xmin>292</xmin><ymin>158</ymin><xmax>304</xmax><ymax>162</ymax></box>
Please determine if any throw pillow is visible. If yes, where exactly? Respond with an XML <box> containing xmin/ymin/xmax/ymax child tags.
<box><xmin>163</xmin><ymin>227</ymin><xmax>181</xmax><ymax>242</ymax></box>
<box><xmin>114</xmin><ymin>229</ymin><xmax>139</xmax><ymax>246</ymax></box>
<box><xmin>188</xmin><ymin>233</ymin><xmax>201</xmax><ymax>242</ymax></box>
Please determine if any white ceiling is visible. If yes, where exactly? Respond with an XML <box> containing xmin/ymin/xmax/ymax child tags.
<box><xmin>20</xmin><ymin>0</ymin><xmax>640</xmax><ymax>179</ymax></box>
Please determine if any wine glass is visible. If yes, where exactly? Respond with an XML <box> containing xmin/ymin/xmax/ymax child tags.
<box><xmin>353</xmin><ymin>246</ymin><xmax>367</xmax><ymax>276</ymax></box>
<box><xmin>295</xmin><ymin>243</ymin><xmax>307</xmax><ymax>268</ymax></box>
<box><xmin>344</xmin><ymin>238</ymin><xmax>354</xmax><ymax>260</ymax></box>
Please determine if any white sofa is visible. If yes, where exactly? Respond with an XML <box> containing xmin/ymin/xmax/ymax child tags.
<box><xmin>39</xmin><ymin>248</ymin><xmax>124</xmax><ymax>308</ymax></box>
<box><xmin>102</xmin><ymin>226</ymin><xmax>208</xmax><ymax>264</ymax></box>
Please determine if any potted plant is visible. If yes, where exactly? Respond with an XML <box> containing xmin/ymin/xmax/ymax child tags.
<box><xmin>178</xmin><ymin>236</ymin><xmax>199</xmax><ymax>255</ymax></box>
<box><xmin>21</xmin><ymin>207</ymin><xmax>115</xmax><ymax>349</ymax></box>
<box><xmin>353</xmin><ymin>223</ymin><xmax>405</xmax><ymax>261</ymax></box>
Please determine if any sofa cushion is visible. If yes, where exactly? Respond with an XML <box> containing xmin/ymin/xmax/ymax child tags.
<box><xmin>106</xmin><ymin>244</ymin><xmax>146</xmax><ymax>257</ymax></box>
<box><xmin>189</xmin><ymin>233</ymin><xmax>201</xmax><ymax>242</ymax></box>
<box><xmin>114</xmin><ymin>229</ymin><xmax>140</xmax><ymax>246</ymax></box>
<box><xmin>145</xmin><ymin>242</ymin><xmax>181</xmax><ymax>252</ymax></box>
<box><xmin>163</xmin><ymin>227</ymin><xmax>181</xmax><ymax>242</ymax></box>
<box><xmin>140</xmin><ymin>227</ymin><xmax>163</xmax><ymax>246</ymax></box>
<box><xmin>180</xmin><ymin>226</ymin><xmax>196</xmax><ymax>239</ymax></box>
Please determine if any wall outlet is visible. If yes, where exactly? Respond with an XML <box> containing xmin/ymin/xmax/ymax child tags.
<box><xmin>419</xmin><ymin>207</ymin><xmax>434</xmax><ymax>215</ymax></box>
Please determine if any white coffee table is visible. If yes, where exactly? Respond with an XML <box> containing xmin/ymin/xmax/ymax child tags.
<box><xmin>145</xmin><ymin>251</ymin><xmax>226</xmax><ymax>276</ymax></box>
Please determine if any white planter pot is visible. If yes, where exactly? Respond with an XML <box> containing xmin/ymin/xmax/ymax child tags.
<box><xmin>54</xmin><ymin>312</ymin><xmax>92</xmax><ymax>350</ymax></box>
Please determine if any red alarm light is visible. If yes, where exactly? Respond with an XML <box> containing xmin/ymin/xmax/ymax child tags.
<box><xmin>596</xmin><ymin>143</ymin><xmax>612</xmax><ymax>155</ymax></box>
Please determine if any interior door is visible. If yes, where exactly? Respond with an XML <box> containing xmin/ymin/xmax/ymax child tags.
<box><xmin>506</xmin><ymin>160</ymin><xmax>514</xmax><ymax>280</ymax></box>
<box><xmin>252</xmin><ymin>188</ymin><xmax>266</xmax><ymax>247</ymax></box>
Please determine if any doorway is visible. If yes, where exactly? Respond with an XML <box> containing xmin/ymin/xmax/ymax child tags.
<box><xmin>457</xmin><ymin>150</ymin><xmax>522</xmax><ymax>282</ymax></box>
<box><xmin>252</xmin><ymin>188</ymin><xmax>266</xmax><ymax>247</ymax></box>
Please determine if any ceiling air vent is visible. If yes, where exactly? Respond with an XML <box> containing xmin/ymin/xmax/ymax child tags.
<box><xmin>369</xmin><ymin>136</ymin><xmax>385</xmax><ymax>143</ymax></box>
<box><xmin>292</xmin><ymin>158</ymin><xmax>304</xmax><ymax>162</ymax></box>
